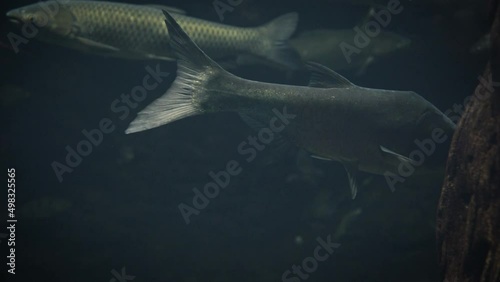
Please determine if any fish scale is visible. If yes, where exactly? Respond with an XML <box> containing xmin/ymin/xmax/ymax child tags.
<box><xmin>64</xmin><ymin>1</ymin><xmax>259</xmax><ymax>59</ymax></box>
<box><xmin>7</xmin><ymin>1</ymin><xmax>300</xmax><ymax>67</ymax></box>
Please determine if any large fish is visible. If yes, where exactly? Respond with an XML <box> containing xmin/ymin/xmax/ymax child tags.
<box><xmin>6</xmin><ymin>1</ymin><xmax>300</xmax><ymax>68</ymax></box>
<box><xmin>126</xmin><ymin>10</ymin><xmax>456</xmax><ymax>198</ymax></box>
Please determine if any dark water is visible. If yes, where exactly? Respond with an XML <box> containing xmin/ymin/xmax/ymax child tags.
<box><xmin>0</xmin><ymin>0</ymin><xmax>488</xmax><ymax>281</ymax></box>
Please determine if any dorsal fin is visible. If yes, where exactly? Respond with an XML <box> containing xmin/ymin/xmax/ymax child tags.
<box><xmin>306</xmin><ymin>62</ymin><xmax>355</xmax><ymax>88</ymax></box>
<box><xmin>161</xmin><ymin>10</ymin><xmax>220</xmax><ymax>69</ymax></box>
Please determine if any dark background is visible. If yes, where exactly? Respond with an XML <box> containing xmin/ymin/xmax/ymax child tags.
<box><xmin>0</xmin><ymin>0</ymin><xmax>489</xmax><ymax>281</ymax></box>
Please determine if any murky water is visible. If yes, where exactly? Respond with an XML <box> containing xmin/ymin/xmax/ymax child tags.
<box><xmin>1</xmin><ymin>0</ymin><xmax>486</xmax><ymax>281</ymax></box>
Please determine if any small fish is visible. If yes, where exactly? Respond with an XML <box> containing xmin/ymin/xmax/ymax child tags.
<box><xmin>6</xmin><ymin>1</ymin><xmax>300</xmax><ymax>68</ymax></box>
<box><xmin>126</xmin><ymin>11</ymin><xmax>456</xmax><ymax>199</ymax></box>
<box><xmin>291</xmin><ymin>29</ymin><xmax>411</xmax><ymax>73</ymax></box>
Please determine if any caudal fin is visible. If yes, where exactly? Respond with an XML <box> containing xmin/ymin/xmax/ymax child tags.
<box><xmin>125</xmin><ymin>10</ymin><xmax>224</xmax><ymax>134</ymax></box>
<box><xmin>256</xmin><ymin>13</ymin><xmax>302</xmax><ymax>69</ymax></box>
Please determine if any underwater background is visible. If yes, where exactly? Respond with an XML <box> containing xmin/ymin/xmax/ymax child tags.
<box><xmin>0</xmin><ymin>0</ymin><xmax>489</xmax><ymax>281</ymax></box>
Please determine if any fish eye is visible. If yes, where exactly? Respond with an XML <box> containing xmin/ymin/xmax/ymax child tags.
<box><xmin>25</xmin><ymin>13</ymin><xmax>37</xmax><ymax>24</ymax></box>
<box><xmin>29</xmin><ymin>13</ymin><xmax>47</xmax><ymax>26</ymax></box>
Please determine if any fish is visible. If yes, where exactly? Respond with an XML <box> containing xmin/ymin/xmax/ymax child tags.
<box><xmin>126</xmin><ymin>10</ymin><xmax>456</xmax><ymax>199</ymax></box>
<box><xmin>6</xmin><ymin>1</ymin><xmax>300</xmax><ymax>68</ymax></box>
<box><xmin>291</xmin><ymin>29</ymin><xmax>411</xmax><ymax>73</ymax></box>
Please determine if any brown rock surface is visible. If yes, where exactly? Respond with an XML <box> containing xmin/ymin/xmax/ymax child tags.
<box><xmin>437</xmin><ymin>1</ymin><xmax>500</xmax><ymax>281</ymax></box>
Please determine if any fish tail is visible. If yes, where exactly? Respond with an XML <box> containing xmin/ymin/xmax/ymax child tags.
<box><xmin>255</xmin><ymin>12</ymin><xmax>302</xmax><ymax>69</ymax></box>
<box><xmin>125</xmin><ymin>10</ymin><xmax>227</xmax><ymax>134</ymax></box>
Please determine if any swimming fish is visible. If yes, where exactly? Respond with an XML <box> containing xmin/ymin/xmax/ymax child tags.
<box><xmin>126</xmin><ymin>10</ymin><xmax>456</xmax><ymax>198</ymax></box>
<box><xmin>291</xmin><ymin>29</ymin><xmax>411</xmax><ymax>73</ymax></box>
<box><xmin>6</xmin><ymin>1</ymin><xmax>300</xmax><ymax>68</ymax></box>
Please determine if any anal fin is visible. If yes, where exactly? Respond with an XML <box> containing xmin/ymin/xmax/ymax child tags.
<box><xmin>342</xmin><ymin>163</ymin><xmax>359</xmax><ymax>199</ymax></box>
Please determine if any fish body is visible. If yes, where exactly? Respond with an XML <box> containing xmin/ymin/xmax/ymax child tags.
<box><xmin>162</xmin><ymin>70</ymin><xmax>451</xmax><ymax>176</ymax></box>
<box><xmin>6</xmin><ymin>1</ymin><xmax>300</xmax><ymax>68</ymax></box>
<box><xmin>127</xmin><ymin>11</ymin><xmax>455</xmax><ymax>198</ymax></box>
<box><xmin>291</xmin><ymin>29</ymin><xmax>411</xmax><ymax>72</ymax></box>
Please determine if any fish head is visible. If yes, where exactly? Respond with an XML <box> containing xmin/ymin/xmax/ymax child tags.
<box><xmin>415</xmin><ymin>102</ymin><xmax>456</xmax><ymax>137</ymax></box>
<box><xmin>371</xmin><ymin>31</ymin><xmax>411</xmax><ymax>56</ymax></box>
<box><xmin>6</xmin><ymin>3</ymin><xmax>75</xmax><ymax>39</ymax></box>
<box><xmin>7</xmin><ymin>5</ymin><xmax>50</xmax><ymax>28</ymax></box>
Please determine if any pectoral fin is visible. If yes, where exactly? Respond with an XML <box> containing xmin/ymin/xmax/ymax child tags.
<box><xmin>76</xmin><ymin>37</ymin><xmax>120</xmax><ymax>53</ymax></box>
<box><xmin>310</xmin><ymin>154</ymin><xmax>332</xmax><ymax>161</ymax></box>
<box><xmin>342</xmin><ymin>163</ymin><xmax>359</xmax><ymax>199</ymax></box>
<box><xmin>143</xmin><ymin>53</ymin><xmax>176</xmax><ymax>61</ymax></box>
<box><xmin>380</xmin><ymin>145</ymin><xmax>413</xmax><ymax>166</ymax></box>
<box><xmin>76</xmin><ymin>37</ymin><xmax>176</xmax><ymax>61</ymax></box>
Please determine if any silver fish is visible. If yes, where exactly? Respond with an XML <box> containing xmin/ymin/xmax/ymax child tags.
<box><xmin>126</xmin><ymin>11</ymin><xmax>456</xmax><ymax>198</ymax></box>
<box><xmin>6</xmin><ymin>1</ymin><xmax>300</xmax><ymax>68</ymax></box>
